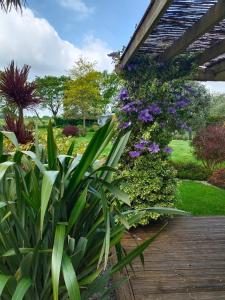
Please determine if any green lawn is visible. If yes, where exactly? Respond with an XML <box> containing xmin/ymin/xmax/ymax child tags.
<box><xmin>176</xmin><ymin>180</ymin><xmax>225</xmax><ymax>216</ymax></box>
<box><xmin>169</xmin><ymin>139</ymin><xmax>198</xmax><ymax>164</ymax></box>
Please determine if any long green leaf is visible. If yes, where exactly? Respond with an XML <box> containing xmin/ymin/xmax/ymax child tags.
<box><xmin>21</xmin><ymin>151</ymin><xmax>46</xmax><ymax>172</ymax></box>
<box><xmin>40</xmin><ymin>171</ymin><xmax>59</xmax><ymax>235</ymax></box>
<box><xmin>111</xmin><ymin>223</ymin><xmax>167</xmax><ymax>274</ymax></box>
<box><xmin>0</xmin><ymin>274</ymin><xmax>11</xmax><ymax>296</ymax></box>
<box><xmin>103</xmin><ymin>181</ymin><xmax>130</xmax><ymax>206</ymax></box>
<box><xmin>52</xmin><ymin>224</ymin><xmax>65</xmax><ymax>300</ymax></box>
<box><xmin>11</xmin><ymin>278</ymin><xmax>32</xmax><ymax>300</ymax></box>
<box><xmin>62</xmin><ymin>254</ymin><xmax>81</xmax><ymax>300</ymax></box>
<box><xmin>0</xmin><ymin>161</ymin><xmax>15</xmax><ymax>181</ymax></box>
<box><xmin>66</xmin><ymin>121</ymin><xmax>114</xmax><ymax>200</ymax></box>
<box><xmin>47</xmin><ymin>121</ymin><xmax>57</xmax><ymax>170</ymax></box>
<box><xmin>1</xmin><ymin>131</ymin><xmax>19</xmax><ymax>149</ymax></box>
<box><xmin>67</xmin><ymin>188</ymin><xmax>87</xmax><ymax>234</ymax></box>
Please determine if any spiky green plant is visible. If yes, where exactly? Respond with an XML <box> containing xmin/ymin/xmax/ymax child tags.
<box><xmin>0</xmin><ymin>120</ymin><xmax>186</xmax><ymax>299</ymax></box>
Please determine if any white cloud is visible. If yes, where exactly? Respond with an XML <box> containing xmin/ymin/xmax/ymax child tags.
<box><xmin>202</xmin><ymin>82</ymin><xmax>225</xmax><ymax>94</ymax></box>
<box><xmin>58</xmin><ymin>0</ymin><xmax>94</xmax><ymax>18</ymax></box>
<box><xmin>0</xmin><ymin>8</ymin><xmax>113</xmax><ymax>78</ymax></box>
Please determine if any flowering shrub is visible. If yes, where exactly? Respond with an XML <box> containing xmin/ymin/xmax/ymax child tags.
<box><xmin>118</xmin><ymin>155</ymin><xmax>177</xmax><ymax>225</ymax></box>
<box><xmin>62</xmin><ymin>125</ymin><xmax>79</xmax><ymax>137</ymax></box>
<box><xmin>115</xmin><ymin>54</ymin><xmax>200</xmax><ymax>224</ymax></box>
<box><xmin>192</xmin><ymin>125</ymin><xmax>225</xmax><ymax>170</ymax></box>
<box><xmin>208</xmin><ymin>169</ymin><xmax>225</xmax><ymax>189</ymax></box>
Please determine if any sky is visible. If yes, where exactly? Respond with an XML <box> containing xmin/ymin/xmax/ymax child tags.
<box><xmin>0</xmin><ymin>0</ymin><xmax>225</xmax><ymax>93</ymax></box>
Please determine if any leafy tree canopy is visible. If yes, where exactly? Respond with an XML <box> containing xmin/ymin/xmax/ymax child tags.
<box><xmin>35</xmin><ymin>75</ymin><xmax>69</xmax><ymax>120</ymax></box>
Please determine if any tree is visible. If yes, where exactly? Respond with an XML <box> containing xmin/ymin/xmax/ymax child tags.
<box><xmin>210</xmin><ymin>93</ymin><xmax>225</xmax><ymax>117</ymax></box>
<box><xmin>100</xmin><ymin>71</ymin><xmax>122</xmax><ymax>111</ymax></box>
<box><xmin>0</xmin><ymin>0</ymin><xmax>25</xmax><ymax>11</ymax></box>
<box><xmin>0</xmin><ymin>61</ymin><xmax>40</xmax><ymax>124</ymax></box>
<box><xmin>35</xmin><ymin>75</ymin><xmax>69</xmax><ymax>121</ymax></box>
<box><xmin>64</xmin><ymin>71</ymin><xmax>102</xmax><ymax>130</ymax></box>
<box><xmin>0</xmin><ymin>61</ymin><xmax>40</xmax><ymax>143</ymax></box>
<box><xmin>70</xmin><ymin>57</ymin><xmax>95</xmax><ymax>79</ymax></box>
<box><xmin>184</xmin><ymin>82</ymin><xmax>211</xmax><ymax>137</ymax></box>
<box><xmin>64</xmin><ymin>58</ymin><xmax>103</xmax><ymax>130</ymax></box>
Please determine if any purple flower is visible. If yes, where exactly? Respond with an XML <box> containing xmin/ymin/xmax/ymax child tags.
<box><xmin>122</xmin><ymin>102</ymin><xmax>138</xmax><ymax>113</ymax></box>
<box><xmin>138</xmin><ymin>109</ymin><xmax>153</xmax><ymax>123</ymax></box>
<box><xmin>148</xmin><ymin>143</ymin><xmax>160</xmax><ymax>154</ymax></box>
<box><xmin>163</xmin><ymin>146</ymin><xmax>173</xmax><ymax>154</ymax></box>
<box><xmin>129</xmin><ymin>151</ymin><xmax>141</xmax><ymax>158</ymax></box>
<box><xmin>176</xmin><ymin>98</ymin><xmax>190</xmax><ymax>109</ymax></box>
<box><xmin>119</xmin><ymin>88</ymin><xmax>129</xmax><ymax>101</ymax></box>
<box><xmin>134</xmin><ymin>140</ymin><xmax>149</xmax><ymax>150</ymax></box>
<box><xmin>119</xmin><ymin>121</ymin><xmax>131</xmax><ymax>130</ymax></box>
<box><xmin>168</xmin><ymin>107</ymin><xmax>176</xmax><ymax>115</ymax></box>
<box><xmin>148</xmin><ymin>104</ymin><xmax>161</xmax><ymax>115</ymax></box>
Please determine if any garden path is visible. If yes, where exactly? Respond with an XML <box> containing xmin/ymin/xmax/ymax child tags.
<box><xmin>116</xmin><ymin>216</ymin><xmax>225</xmax><ymax>300</ymax></box>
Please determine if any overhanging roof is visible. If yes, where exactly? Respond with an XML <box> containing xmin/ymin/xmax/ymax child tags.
<box><xmin>119</xmin><ymin>0</ymin><xmax>225</xmax><ymax>81</ymax></box>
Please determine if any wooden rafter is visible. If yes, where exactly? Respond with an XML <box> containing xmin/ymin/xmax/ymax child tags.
<box><xmin>160</xmin><ymin>0</ymin><xmax>225</xmax><ymax>62</ymax></box>
<box><xmin>119</xmin><ymin>0</ymin><xmax>173</xmax><ymax>68</ymax></box>
<box><xmin>198</xmin><ymin>39</ymin><xmax>225</xmax><ymax>66</ymax></box>
<box><xmin>194</xmin><ymin>59</ymin><xmax>225</xmax><ymax>81</ymax></box>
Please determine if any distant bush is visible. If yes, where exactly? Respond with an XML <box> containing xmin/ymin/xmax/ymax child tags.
<box><xmin>208</xmin><ymin>169</ymin><xmax>225</xmax><ymax>189</ymax></box>
<box><xmin>207</xmin><ymin>115</ymin><xmax>225</xmax><ymax>125</ymax></box>
<box><xmin>192</xmin><ymin>125</ymin><xmax>225</xmax><ymax>171</ymax></box>
<box><xmin>55</xmin><ymin>118</ymin><xmax>97</xmax><ymax>127</ymax></box>
<box><xmin>62</xmin><ymin>125</ymin><xmax>79</xmax><ymax>137</ymax></box>
<box><xmin>172</xmin><ymin>162</ymin><xmax>212</xmax><ymax>181</ymax></box>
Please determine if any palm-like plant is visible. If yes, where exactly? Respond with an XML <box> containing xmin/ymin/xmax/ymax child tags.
<box><xmin>0</xmin><ymin>0</ymin><xmax>25</xmax><ymax>11</ymax></box>
<box><xmin>0</xmin><ymin>61</ymin><xmax>40</xmax><ymax>143</ymax></box>
<box><xmin>0</xmin><ymin>120</ymin><xmax>186</xmax><ymax>299</ymax></box>
<box><xmin>0</xmin><ymin>61</ymin><xmax>40</xmax><ymax>122</ymax></box>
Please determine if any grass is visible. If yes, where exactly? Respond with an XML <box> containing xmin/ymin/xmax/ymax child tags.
<box><xmin>176</xmin><ymin>180</ymin><xmax>225</xmax><ymax>216</ymax></box>
<box><xmin>169</xmin><ymin>139</ymin><xmax>199</xmax><ymax>164</ymax></box>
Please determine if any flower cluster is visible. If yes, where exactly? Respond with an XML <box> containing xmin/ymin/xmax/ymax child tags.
<box><xmin>118</xmin><ymin>87</ymin><xmax>192</xmax><ymax>135</ymax></box>
<box><xmin>129</xmin><ymin>139</ymin><xmax>173</xmax><ymax>158</ymax></box>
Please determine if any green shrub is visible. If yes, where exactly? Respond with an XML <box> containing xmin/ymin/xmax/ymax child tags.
<box><xmin>0</xmin><ymin>121</ymin><xmax>185</xmax><ymax>299</ymax></box>
<box><xmin>118</xmin><ymin>154</ymin><xmax>177</xmax><ymax>225</ymax></box>
<box><xmin>172</xmin><ymin>162</ymin><xmax>212</xmax><ymax>181</ymax></box>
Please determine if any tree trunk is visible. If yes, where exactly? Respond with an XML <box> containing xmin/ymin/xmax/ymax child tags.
<box><xmin>18</xmin><ymin>107</ymin><xmax>24</xmax><ymax>125</ymax></box>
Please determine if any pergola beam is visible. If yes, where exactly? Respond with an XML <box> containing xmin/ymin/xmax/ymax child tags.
<box><xmin>198</xmin><ymin>39</ymin><xmax>225</xmax><ymax>66</ymax></box>
<box><xmin>119</xmin><ymin>0</ymin><xmax>173</xmax><ymax>68</ymax></box>
<box><xmin>160</xmin><ymin>0</ymin><xmax>225</xmax><ymax>62</ymax></box>
<box><xmin>194</xmin><ymin>59</ymin><xmax>225</xmax><ymax>81</ymax></box>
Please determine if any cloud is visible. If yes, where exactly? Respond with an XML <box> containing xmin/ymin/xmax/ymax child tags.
<box><xmin>58</xmin><ymin>0</ymin><xmax>94</xmax><ymax>18</ymax></box>
<box><xmin>0</xmin><ymin>8</ymin><xmax>113</xmax><ymax>78</ymax></box>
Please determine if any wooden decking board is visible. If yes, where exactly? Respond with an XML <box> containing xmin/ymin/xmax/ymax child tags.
<box><xmin>120</xmin><ymin>216</ymin><xmax>225</xmax><ymax>299</ymax></box>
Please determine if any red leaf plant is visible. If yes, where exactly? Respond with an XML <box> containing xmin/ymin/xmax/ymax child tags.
<box><xmin>192</xmin><ymin>125</ymin><xmax>225</xmax><ymax>171</ymax></box>
<box><xmin>4</xmin><ymin>115</ymin><xmax>33</xmax><ymax>144</ymax></box>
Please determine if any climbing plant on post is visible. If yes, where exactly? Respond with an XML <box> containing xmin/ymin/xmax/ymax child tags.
<box><xmin>115</xmin><ymin>54</ymin><xmax>198</xmax><ymax>225</ymax></box>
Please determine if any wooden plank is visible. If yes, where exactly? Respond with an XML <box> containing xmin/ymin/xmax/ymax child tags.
<box><xmin>119</xmin><ymin>0</ymin><xmax>172</xmax><ymax>68</ymax></box>
<box><xmin>118</xmin><ymin>217</ymin><xmax>225</xmax><ymax>299</ymax></box>
<box><xmin>160</xmin><ymin>0</ymin><xmax>225</xmax><ymax>62</ymax></box>
<box><xmin>194</xmin><ymin>68</ymin><xmax>225</xmax><ymax>81</ymax></box>
<box><xmin>198</xmin><ymin>39</ymin><xmax>225</xmax><ymax>65</ymax></box>
<box><xmin>135</xmin><ymin>291</ymin><xmax>225</xmax><ymax>300</ymax></box>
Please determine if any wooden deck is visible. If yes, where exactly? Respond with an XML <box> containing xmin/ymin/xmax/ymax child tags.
<box><xmin>117</xmin><ymin>216</ymin><xmax>225</xmax><ymax>300</ymax></box>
